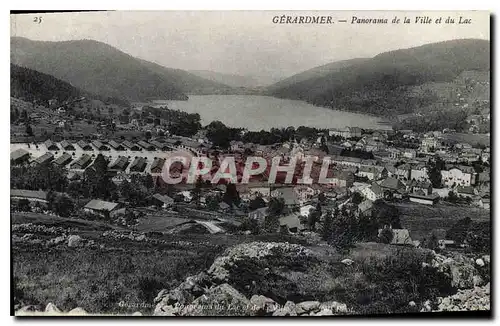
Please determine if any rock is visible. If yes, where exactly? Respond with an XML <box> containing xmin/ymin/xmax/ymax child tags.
<box><xmin>180</xmin><ymin>283</ymin><xmax>250</xmax><ymax>316</ymax></box>
<box><xmin>482</xmin><ymin>255</ymin><xmax>490</xmax><ymax>265</ymax></box>
<box><xmin>132</xmin><ymin>311</ymin><xmax>143</xmax><ymax>316</ymax></box>
<box><xmin>154</xmin><ymin>289</ymin><xmax>169</xmax><ymax>304</ymax></box>
<box><xmin>45</xmin><ymin>302</ymin><xmax>61</xmax><ymax>313</ymax></box>
<box><xmin>408</xmin><ymin>301</ymin><xmax>416</xmax><ymax>307</ymax></box>
<box><xmin>135</xmin><ymin>234</ymin><xmax>146</xmax><ymax>241</ymax></box>
<box><xmin>250</xmin><ymin>295</ymin><xmax>278</xmax><ymax>315</ymax></box>
<box><xmin>341</xmin><ymin>259</ymin><xmax>354</xmax><ymax>266</ymax></box>
<box><xmin>15</xmin><ymin>305</ymin><xmax>39</xmax><ymax>316</ymax></box>
<box><xmin>473</xmin><ymin>275</ymin><xmax>484</xmax><ymax>287</ymax></box>
<box><xmin>68</xmin><ymin>307</ymin><xmax>87</xmax><ymax>315</ymax></box>
<box><xmin>420</xmin><ymin>300</ymin><xmax>432</xmax><ymax>312</ymax></box>
<box><xmin>154</xmin><ymin>304</ymin><xmax>178</xmax><ymax>316</ymax></box>
<box><xmin>272</xmin><ymin>301</ymin><xmax>297</xmax><ymax>316</ymax></box>
<box><xmin>243</xmin><ymin>230</ymin><xmax>252</xmax><ymax>235</ymax></box>
<box><xmin>316</xmin><ymin>308</ymin><xmax>334</xmax><ymax>316</ymax></box>
<box><xmin>158</xmin><ymin>288</ymin><xmax>194</xmax><ymax>307</ymax></box>
<box><xmin>475</xmin><ymin>258</ymin><xmax>485</xmax><ymax>267</ymax></box>
<box><xmin>296</xmin><ymin>301</ymin><xmax>320</xmax><ymax>315</ymax></box>
<box><xmin>67</xmin><ymin>235</ymin><xmax>83</xmax><ymax>247</ymax></box>
<box><xmin>320</xmin><ymin>301</ymin><xmax>348</xmax><ymax>313</ymax></box>
<box><xmin>49</xmin><ymin>236</ymin><xmax>66</xmax><ymax>245</ymax></box>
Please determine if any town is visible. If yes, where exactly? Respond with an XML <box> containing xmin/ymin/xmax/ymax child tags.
<box><xmin>10</xmin><ymin>101</ymin><xmax>491</xmax><ymax>249</ymax></box>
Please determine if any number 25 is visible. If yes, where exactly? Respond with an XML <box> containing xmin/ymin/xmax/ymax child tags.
<box><xmin>33</xmin><ymin>16</ymin><xmax>42</xmax><ymax>24</ymax></box>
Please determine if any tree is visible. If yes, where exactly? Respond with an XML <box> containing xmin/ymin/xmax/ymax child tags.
<box><xmin>249</xmin><ymin>195</ymin><xmax>266</xmax><ymax>211</ymax></box>
<box><xmin>52</xmin><ymin>194</ymin><xmax>75</xmax><ymax>217</ymax></box>
<box><xmin>308</xmin><ymin>202</ymin><xmax>322</xmax><ymax>231</ymax></box>
<box><xmin>16</xmin><ymin>199</ymin><xmax>31</xmax><ymax>212</ymax></box>
<box><xmin>321</xmin><ymin>209</ymin><xmax>334</xmax><ymax>241</ymax></box>
<box><xmin>427</xmin><ymin>157</ymin><xmax>444</xmax><ymax>188</ymax></box>
<box><xmin>425</xmin><ymin>232</ymin><xmax>440</xmax><ymax>251</ymax></box>
<box><xmin>222</xmin><ymin>183</ymin><xmax>240</xmax><ymax>207</ymax></box>
<box><xmin>267</xmin><ymin>197</ymin><xmax>285</xmax><ymax>217</ymax></box>
<box><xmin>379</xmin><ymin>228</ymin><xmax>394</xmax><ymax>244</ymax></box>
<box><xmin>25</xmin><ymin>124</ymin><xmax>33</xmax><ymax>136</ymax></box>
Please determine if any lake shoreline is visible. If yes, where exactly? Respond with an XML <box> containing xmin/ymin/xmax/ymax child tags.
<box><xmin>145</xmin><ymin>95</ymin><xmax>393</xmax><ymax>132</ymax></box>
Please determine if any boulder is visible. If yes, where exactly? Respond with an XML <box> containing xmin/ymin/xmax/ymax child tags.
<box><xmin>341</xmin><ymin>259</ymin><xmax>354</xmax><ymax>266</ymax></box>
<box><xmin>320</xmin><ymin>301</ymin><xmax>348</xmax><ymax>313</ymax></box>
<box><xmin>67</xmin><ymin>235</ymin><xmax>83</xmax><ymax>247</ymax></box>
<box><xmin>475</xmin><ymin>258</ymin><xmax>485</xmax><ymax>267</ymax></box>
<box><xmin>45</xmin><ymin>302</ymin><xmax>61</xmax><ymax>313</ymax></box>
<box><xmin>49</xmin><ymin>236</ymin><xmax>67</xmax><ymax>245</ymax></box>
<box><xmin>68</xmin><ymin>307</ymin><xmax>87</xmax><ymax>315</ymax></box>
<box><xmin>154</xmin><ymin>304</ymin><xmax>179</xmax><ymax>316</ymax></box>
<box><xmin>180</xmin><ymin>283</ymin><xmax>250</xmax><ymax>316</ymax></box>
<box><xmin>296</xmin><ymin>301</ymin><xmax>320</xmax><ymax>315</ymax></box>
<box><xmin>158</xmin><ymin>287</ymin><xmax>194</xmax><ymax>307</ymax></box>
<box><xmin>482</xmin><ymin>255</ymin><xmax>490</xmax><ymax>265</ymax></box>
<box><xmin>272</xmin><ymin>301</ymin><xmax>297</xmax><ymax>316</ymax></box>
<box><xmin>154</xmin><ymin>289</ymin><xmax>169</xmax><ymax>304</ymax></box>
<box><xmin>315</xmin><ymin>308</ymin><xmax>334</xmax><ymax>316</ymax></box>
<box><xmin>132</xmin><ymin>311</ymin><xmax>143</xmax><ymax>316</ymax></box>
<box><xmin>15</xmin><ymin>305</ymin><xmax>39</xmax><ymax>316</ymax></box>
<box><xmin>408</xmin><ymin>301</ymin><xmax>416</xmax><ymax>307</ymax></box>
<box><xmin>250</xmin><ymin>295</ymin><xmax>278</xmax><ymax>315</ymax></box>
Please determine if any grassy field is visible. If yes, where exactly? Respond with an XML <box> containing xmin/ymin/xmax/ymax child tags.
<box><xmin>11</xmin><ymin>212</ymin><xmax>308</xmax><ymax>314</ymax></box>
<box><xmin>396</xmin><ymin>202</ymin><xmax>490</xmax><ymax>241</ymax></box>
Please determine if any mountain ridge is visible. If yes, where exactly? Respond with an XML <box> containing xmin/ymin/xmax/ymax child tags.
<box><xmin>10</xmin><ymin>37</ymin><xmax>235</xmax><ymax>102</ymax></box>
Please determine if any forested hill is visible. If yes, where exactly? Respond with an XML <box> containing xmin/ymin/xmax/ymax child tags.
<box><xmin>11</xmin><ymin>64</ymin><xmax>130</xmax><ymax>107</ymax></box>
<box><xmin>11</xmin><ymin>37</ymin><xmax>234</xmax><ymax>102</ymax></box>
<box><xmin>266</xmin><ymin>39</ymin><xmax>490</xmax><ymax>116</ymax></box>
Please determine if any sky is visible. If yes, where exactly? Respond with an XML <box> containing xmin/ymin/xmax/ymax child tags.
<box><xmin>10</xmin><ymin>11</ymin><xmax>490</xmax><ymax>81</ymax></box>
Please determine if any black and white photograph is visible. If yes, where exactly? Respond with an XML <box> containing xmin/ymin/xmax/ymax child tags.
<box><xmin>10</xmin><ymin>10</ymin><xmax>491</xmax><ymax>317</ymax></box>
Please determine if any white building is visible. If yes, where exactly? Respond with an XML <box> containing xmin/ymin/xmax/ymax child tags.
<box><xmin>441</xmin><ymin>165</ymin><xmax>477</xmax><ymax>187</ymax></box>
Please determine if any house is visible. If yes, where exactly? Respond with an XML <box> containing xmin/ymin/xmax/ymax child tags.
<box><xmin>53</xmin><ymin>152</ymin><xmax>73</xmax><ymax>166</ymax></box>
<box><xmin>279</xmin><ymin>212</ymin><xmax>305</xmax><ymax>233</ymax></box>
<box><xmin>357</xmin><ymin>166</ymin><xmax>388</xmax><ymax>181</ymax></box>
<box><xmin>456</xmin><ymin>186</ymin><xmax>478</xmax><ymax>198</ymax></box>
<box><xmin>11</xmin><ymin>189</ymin><xmax>48</xmax><ymax>206</ymax></box>
<box><xmin>33</xmin><ymin>152</ymin><xmax>54</xmax><ymax>165</ymax></box>
<box><xmin>108</xmin><ymin>140</ymin><xmax>125</xmax><ymax>151</ymax></box>
<box><xmin>401</xmin><ymin>148</ymin><xmax>417</xmax><ymax>159</ymax></box>
<box><xmin>248</xmin><ymin>207</ymin><xmax>267</xmax><ymax>224</ymax></box>
<box><xmin>378</xmin><ymin>227</ymin><xmax>413</xmax><ymax>246</ymax></box>
<box><xmin>60</xmin><ymin>140</ymin><xmax>76</xmax><ymax>151</ymax></box>
<box><xmin>151</xmin><ymin>193</ymin><xmax>174</xmax><ymax>208</ymax></box>
<box><xmin>11</xmin><ymin>149</ymin><xmax>30</xmax><ymax>165</ymax></box>
<box><xmin>122</xmin><ymin>140</ymin><xmax>142</xmax><ymax>151</ymax></box>
<box><xmin>410</xmin><ymin>164</ymin><xmax>429</xmax><ymax>182</ymax></box>
<box><xmin>395</xmin><ymin>163</ymin><xmax>411</xmax><ymax>180</ymax></box>
<box><xmin>150</xmin><ymin>140</ymin><xmax>171</xmax><ymax>151</ymax></box>
<box><xmin>409</xmin><ymin>192</ymin><xmax>439</xmax><ymax>205</ymax></box>
<box><xmin>300</xmin><ymin>204</ymin><xmax>315</xmax><ymax>217</ymax></box>
<box><xmin>77</xmin><ymin>140</ymin><xmax>93</xmax><ymax>151</ymax></box>
<box><xmin>272</xmin><ymin>187</ymin><xmax>300</xmax><ymax>208</ymax></box>
<box><xmin>44</xmin><ymin>139</ymin><xmax>59</xmax><ymax>151</ymax></box>
<box><xmin>109</xmin><ymin>156</ymin><xmax>129</xmax><ymax>171</ymax></box>
<box><xmin>327</xmin><ymin>170</ymin><xmax>355</xmax><ymax>188</ymax></box>
<box><xmin>84</xmin><ymin>199</ymin><xmax>120</xmax><ymax>217</ymax></box>
<box><xmin>71</xmin><ymin>154</ymin><xmax>92</xmax><ymax>169</ymax></box>
<box><xmin>129</xmin><ymin>157</ymin><xmax>147</xmax><ymax>172</ymax></box>
<box><xmin>357</xmin><ymin>199</ymin><xmax>374</xmax><ymax>216</ymax></box>
<box><xmin>379</xmin><ymin>177</ymin><xmax>406</xmax><ymax>194</ymax></box>
<box><xmin>441</xmin><ymin>165</ymin><xmax>477</xmax><ymax>187</ymax></box>
<box><xmin>361</xmin><ymin>183</ymin><xmax>384</xmax><ymax>201</ymax></box>
<box><xmin>328</xmin><ymin>127</ymin><xmax>362</xmax><ymax>139</ymax></box>
<box><xmin>420</xmin><ymin>137</ymin><xmax>439</xmax><ymax>152</ymax></box>
<box><xmin>411</xmin><ymin>181</ymin><xmax>433</xmax><ymax>196</ymax></box>
<box><xmin>138</xmin><ymin>140</ymin><xmax>155</xmax><ymax>151</ymax></box>
<box><xmin>478</xmin><ymin>196</ymin><xmax>490</xmax><ymax>210</ymax></box>
<box><xmin>92</xmin><ymin>140</ymin><xmax>109</xmax><ymax>151</ymax></box>
<box><xmin>438</xmin><ymin>239</ymin><xmax>462</xmax><ymax>250</ymax></box>
<box><xmin>150</xmin><ymin>157</ymin><xmax>166</xmax><ymax>174</ymax></box>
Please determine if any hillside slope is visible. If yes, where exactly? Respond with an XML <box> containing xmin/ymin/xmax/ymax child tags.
<box><xmin>11</xmin><ymin>37</ymin><xmax>234</xmax><ymax>102</ymax></box>
<box><xmin>11</xmin><ymin>64</ymin><xmax>130</xmax><ymax>107</ymax></box>
<box><xmin>267</xmin><ymin>39</ymin><xmax>490</xmax><ymax>116</ymax></box>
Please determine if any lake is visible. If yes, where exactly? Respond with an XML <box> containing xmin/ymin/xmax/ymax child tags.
<box><xmin>152</xmin><ymin>95</ymin><xmax>391</xmax><ymax>131</ymax></box>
